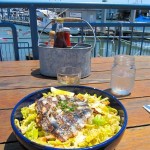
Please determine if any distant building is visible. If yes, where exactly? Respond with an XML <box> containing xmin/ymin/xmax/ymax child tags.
<box><xmin>64</xmin><ymin>9</ymin><xmax>118</xmax><ymax>22</ymax></box>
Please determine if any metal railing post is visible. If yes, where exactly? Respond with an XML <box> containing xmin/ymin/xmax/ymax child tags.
<box><xmin>29</xmin><ymin>4</ymin><xmax>39</xmax><ymax>60</ymax></box>
<box><xmin>0</xmin><ymin>22</ymin><xmax>19</xmax><ymax>60</ymax></box>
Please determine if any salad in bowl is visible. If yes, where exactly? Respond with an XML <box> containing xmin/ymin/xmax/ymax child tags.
<box><xmin>11</xmin><ymin>86</ymin><xmax>127</xmax><ymax>150</ymax></box>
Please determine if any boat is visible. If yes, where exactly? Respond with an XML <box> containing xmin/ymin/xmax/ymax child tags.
<box><xmin>37</xmin><ymin>9</ymin><xmax>81</xmax><ymax>35</ymax></box>
<box><xmin>135</xmin><ymin>15</ymin><xmax>150</xmax><ymax>23</ymax></box>
<box><xmin>36</xmin><ymin>9</ymin><xmax>58</xmax><ymax>33</ymax></box>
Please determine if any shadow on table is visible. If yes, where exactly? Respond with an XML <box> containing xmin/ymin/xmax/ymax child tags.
<box><xmin>31</xmin><ymin>68</ymin><xmax>57</xmax><ymax>80</ymax></box>
<box><xmin>4</xmin><ymin>132</ymin><xmax>26</xmax><ymax>150</ymax></box>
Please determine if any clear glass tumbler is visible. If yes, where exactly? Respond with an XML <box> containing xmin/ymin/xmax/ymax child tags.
<box><xmin>110</xmin><ymin>55</ymin><xmax>136</xmax><ymax>96</ymax></box>
<box><xmin>57</xmin><ymin>66</ymin><xmax>81</xmax><ymax>85</ymax></box>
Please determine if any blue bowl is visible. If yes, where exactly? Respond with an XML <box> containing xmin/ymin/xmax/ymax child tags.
<box><xmin>11</xmin><ymin>85</ymin><xmax>128</xmax><ymax>150</ymax></box>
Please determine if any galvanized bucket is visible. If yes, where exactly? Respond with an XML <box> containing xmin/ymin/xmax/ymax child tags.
<box><xmin>38</xmin><ymin>43</ymin><xmax>92</xmax><ymax>78</ymax></box>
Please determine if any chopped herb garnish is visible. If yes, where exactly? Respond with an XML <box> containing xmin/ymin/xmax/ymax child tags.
<box><xmin>57</xmin><ymin>100</ymin><xmax>76</xmax><ymax>112</ymax></box>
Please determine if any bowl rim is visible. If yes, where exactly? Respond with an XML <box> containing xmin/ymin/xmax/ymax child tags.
<box><xmin>11</xmin><ymin>85</ymin><xmax>128</xmax><ymax>150</ymax></box>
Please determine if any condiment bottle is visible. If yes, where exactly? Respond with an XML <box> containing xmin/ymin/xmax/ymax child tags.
<box><xmin>63</xmin><ymin>27</ymin><xmax>71</xmax><ymax>47</ymax></box>
<box><xmin>49</xmin><ymin>30</ymin><xmax>55</xmax><ymax>47</ymax></box>
<box><xmin>110</xmin><ymin>55</ymin><xmax>136</xmax><ymax>96</ymax></box>
<box><xmin>54</xmin><ymin>18</ymin><xmax>67</xmax><ymax>48</ymax></box>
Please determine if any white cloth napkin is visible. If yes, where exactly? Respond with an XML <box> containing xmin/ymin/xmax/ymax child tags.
<box><xmin>143</xmin><ymin>105</ymin><xmax>150</xmax><ymax>113</ymax></box>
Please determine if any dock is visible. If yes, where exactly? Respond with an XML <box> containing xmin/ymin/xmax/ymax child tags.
<box><xmin>1</xmin><ymin>19</ymin><xmax>30</xmax><ymax>26</ymax></box>
<box><xmin>122</xmin><ymin>29</ymin><xmax>150</xmax><ymax>36</ymax></box>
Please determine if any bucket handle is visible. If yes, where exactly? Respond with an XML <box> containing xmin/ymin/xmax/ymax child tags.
<box><xmin>38</xmin><ymin>18</ymin><xmax>96</xmax><ymax>51</ymax></box>
<box><xmin>70</xmin><ymin>19</ymin><xmax>96</xmax><ymax>50</ymax></box>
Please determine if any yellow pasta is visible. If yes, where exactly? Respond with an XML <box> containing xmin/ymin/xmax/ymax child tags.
<box><xmin>15</xmin><ymin>90</ymin><xmax>121</xmax><ymax>148</ymax></box>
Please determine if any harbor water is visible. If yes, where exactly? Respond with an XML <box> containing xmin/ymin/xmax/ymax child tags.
<box><xmin>0</xmin><ymin>24</ymin><xmax>150</xmax><ymax>61</ymax></box>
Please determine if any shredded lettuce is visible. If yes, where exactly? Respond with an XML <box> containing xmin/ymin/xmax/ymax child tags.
<box><xmin>15</xmin><ymin>90</ymin><xmax>121</xmax><ymax>148</ymax></box>
<box><xmin>15</xmin><ymin>103</ymin><xmax>38</xmax><ymax>138</ymax></box>
<box><xmin>92</xmin><ymin>115</ymin><xmax>107</xmax><ymax>126</ymax></box>
<box><xmin>21</xmin><ymin>103</ymin><xmax>36</xmax><ymax>119</ymax></box>
<box><xmin>25</xmin><ymin>126</ymin><xmax>38</xmax><ymax>140</ymax></box>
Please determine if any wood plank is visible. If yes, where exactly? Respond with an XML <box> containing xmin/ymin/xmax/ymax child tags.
<box><xmin>0</xmin><ymin>56</ymin><xmax>149</xmax><ymax>150</ymax></box>
<box><xmin>0</xmin><ymin>60</ymin><xmax>39</xmax><ymax>68</ymax></box>
<box><xmin>116</xmin><ymin>126</ymin><xmax>150</xmax><ymax>150</ymax></box>
<box><xmin>0</xmin><ymin>69</ymin><xmax>150</xmax><ymax>90</ymax></box>
<box><xmin>0</xmin><ymin>57</ymin><xmax>149</xmax><ymax>77</ymax></box>
<box><xmin>0</xmin><ymin>56</ymin><xmax>149</xmax><ymax>70</ymax></box>
<box><xmin>0</xmin><ymin>66</ymin><xmax>150</xmax><ymax>80</ymax></box>
<box><xmin>92</xmin><ymin>56</ymin><xmax>150</xmax><ymax>64</ymax></box>
<box><xmin>0</xmin><ymin>62</ymin><xmax>113</xmax><ymax>77</ymax></box>
<box><xmin>0</xmin><ymin>67</ymin><xmax>39</xmax><ymax>77</ymax></box>
<box><xmin>0</xmin><ymin>97</ymin><xmax>150</xmax><ymax>143</ymax></box>
<box><xmin>83</xmin><ymin>69</ymin><xmax>150</xmax><ymax>81</ymax></box>
<box><xmin>3</xmin><ymin>56</ymin><xmax>150</xmax><ymax>70</ymax></box>
<box><xmin>0</xmin><ymin>126</ymin><xmax>150</xmax><ymax>150</ymax></box>
<box><xmin>92</xmin><ymin>61</ymin><xmax>150</xmax><ymax>71</ymax></box>
<box><xmin>0</xmin><ymin>87</ymin><xmax>42</xmax><ymax>109</ymax></box>
<box><xmin>121</xmin><ymin>97</ymin><xmax>150</xmax><ymax>127</ymax></box>
<box><xmin>0</xmin><ymin>80</ymin><xmax>150</xmax><ymax>109</ymax></box>
<box><xmin>0</xmin><ymin>83</ymin><xmax>150</xmax><ymax>112</ymax></box>
<box><xmin>81</xmin><ymin>80</ymin><xmax>150</xmax><ymax>99</ymax></box>
<box><xmin>0</xmin><ymin>110</ymin><xmax>17</xmax><ymax>143</ymax></box>
<box><xmin>0</xmin><ymin>75</ymin><xmax>58</xmax><ymax>90</ymax></box>
<box><xmin>0</xmin><ymin>61</ymin><xmax>150</xmax><ymax>76</ymax></box>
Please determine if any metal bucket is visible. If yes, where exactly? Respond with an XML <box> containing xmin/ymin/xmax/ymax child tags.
<box><xmin>38</xmin><ymin>43</ymin><xmax>92</xmax><ymax>78</ymax></box>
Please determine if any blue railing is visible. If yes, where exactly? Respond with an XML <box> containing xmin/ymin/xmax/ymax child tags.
<box><xmin>64</xmin><ymin>22</ymin><xmax>150</xmax><ymax>56</ymax></box>
<box><xmin>0</xmin><ymin>2</ymin><xmax>150</xmax><ymax>60</ymax></box>
<box><xmin>0</xmin><ymin>41</ymin><xmax>32</xmax><ymax>61</ymax></box>
<box><xmin>0</xmin><ymin>22</ymin><xmax>19</xmax><ymax>60</ymax></box>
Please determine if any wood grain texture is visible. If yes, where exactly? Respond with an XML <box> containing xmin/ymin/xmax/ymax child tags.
<box><xmin>0</xmin><ymin>80</ymin><xmax>150</xmax><ymax>108</ymax></box>
<box><xmin>0</xmin><ymin>126</ymin><xmax>149</xmax><ymax>150</ymax></box>
<box><xmin>0</xmin><ymin>58</ymin><xmax>149</xmax><ymax>77</ymax></box>
<box><xmin>81</xmin><ymin>80</ymin><xmax>150</xmax><ymax>99</ymax></box>
<box><xmin>116</xmin><ymin>126</ymin><xmax>150</xmax><ymax>150</ymax></box>
<box><xmin>0</xmin><ymin>97</ymin><xmax>150</xmax><ymax>143</ymax></box>
<box><xmin>0</xmin><ymin>70</ymin><xmax>150</xmax><ymax>90</ymax></box>
<box><xmin>0</xmin><ymin>56</ymin><xmax>150</xmax><ymax>150</ymax></box>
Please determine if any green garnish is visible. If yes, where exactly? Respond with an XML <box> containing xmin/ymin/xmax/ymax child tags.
<box><xmin>57</xmin><ymin>100</ymin><xmax>76</xmax><ymax>112</ymax></box>
<box><xmin>92</xmin><ymin>115</ymin><xmax>106</xmax><ymax>126</ymax></box>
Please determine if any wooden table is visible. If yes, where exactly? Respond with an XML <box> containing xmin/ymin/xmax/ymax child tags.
<box><xmin>0</xmin><ymin>56</ymin><xmax>150</xmax><ymax>150</ymax></box>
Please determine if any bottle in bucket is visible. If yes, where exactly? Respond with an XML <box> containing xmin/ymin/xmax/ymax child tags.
<box><xmin>54</xmin><ymin>18</ymin><xmax>67</xmax><ymax>48</ymax></box>
<box><xmin>63</xmin><ymin>27</ymin><xmax>71</xmax><ymax>47</ymax></box>
<box><xmin>49</xmin><ymin>30</ymin><xmax>55</xmax><ymax>47</ymax></box>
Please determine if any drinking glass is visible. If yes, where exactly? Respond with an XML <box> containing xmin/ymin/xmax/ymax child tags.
<box><xmin>110</xmin><ymin>55</ymin><xmax>136</xmax><ymax>96</ymax></box>
<box><xmin>57</xmin><ymin>66</ymin><xmax>81</xmax><ymax>85</ymax></box>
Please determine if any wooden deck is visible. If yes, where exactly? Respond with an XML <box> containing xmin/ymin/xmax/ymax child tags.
<box><xmin>0</xmin><ymin>56</ymin><xmax>150</xmax><ymax>150</ymax></box>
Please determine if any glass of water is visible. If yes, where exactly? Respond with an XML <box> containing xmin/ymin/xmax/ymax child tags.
<box><xmin>57</xmin><ymin>66</ymin><xmax>81</xmax><ymax>85</ymax></box>
<box><xmin>110</xmin><ymin>55</ymin><xmax>136</xmax><ymax>96</ymax></box>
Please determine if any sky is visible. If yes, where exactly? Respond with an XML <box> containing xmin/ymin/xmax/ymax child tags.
<box><xmin>2</xmin><ymin>0</ymin><xmax>150</xmax><ymax>4</ymax></box>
